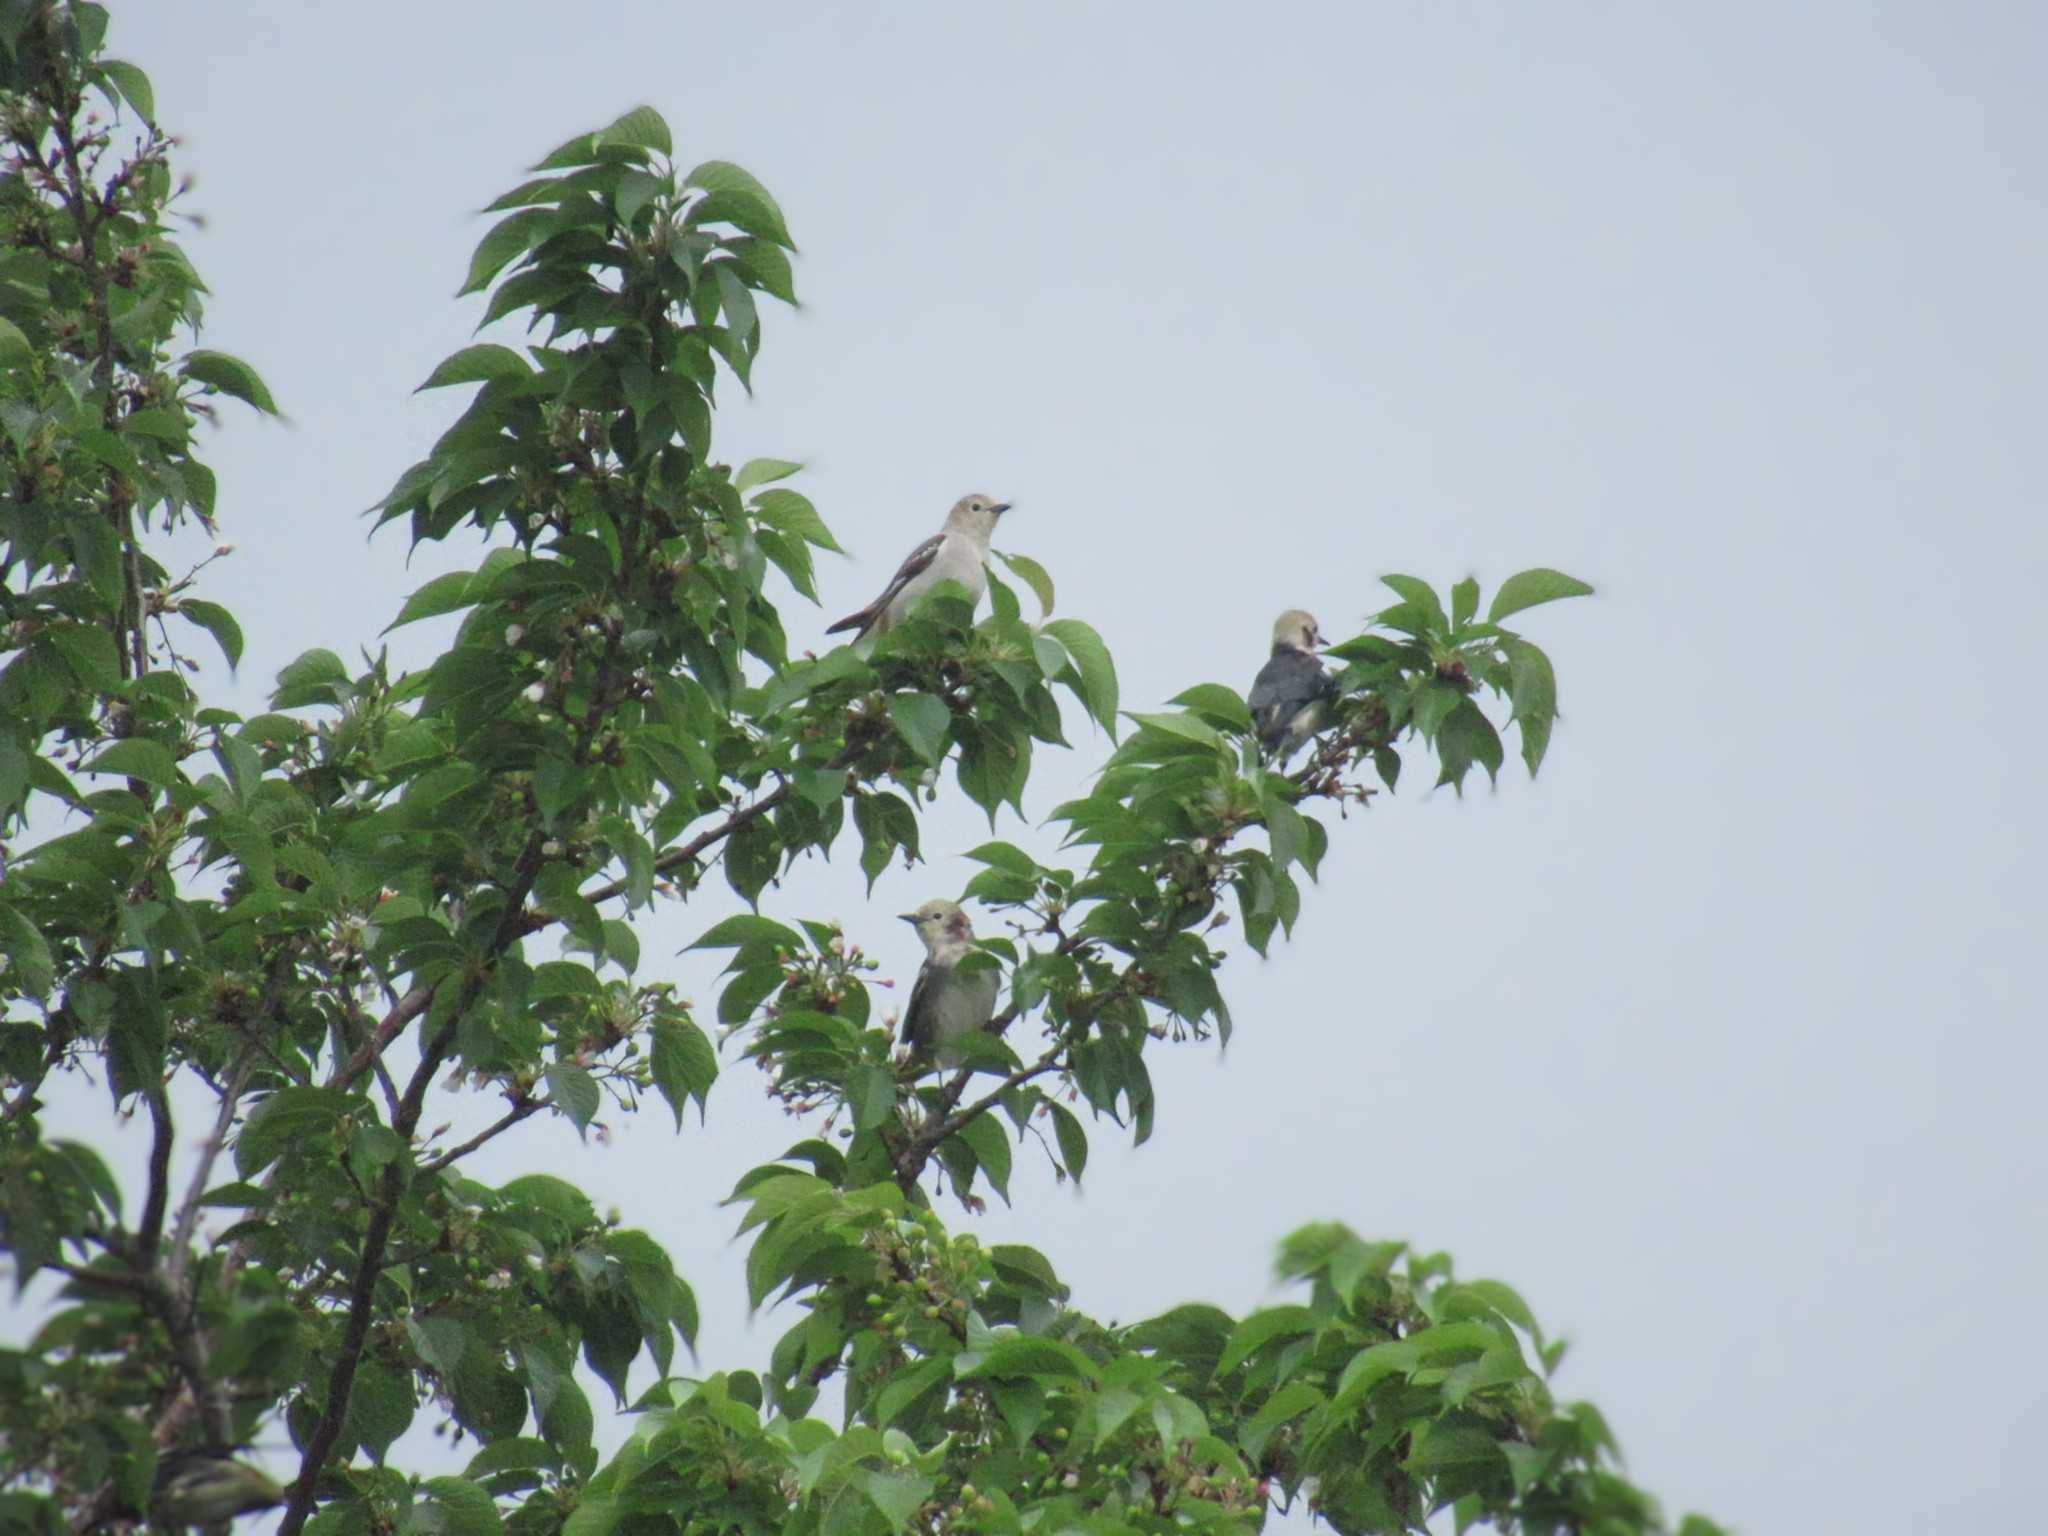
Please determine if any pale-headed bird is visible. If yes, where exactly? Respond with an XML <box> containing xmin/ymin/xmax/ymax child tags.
<box><xmin>899</xmin><ymin>898</ymin><xmax>999</xmax><ymax>1066</ymax></box>
<box><xmin>826</xmin><ymin>494</ymin><xmax>1011</xmax><ymax>640</ymax></box>
<box><xmin>1248</xmin><ymin>609</ymin><xmax>1336</xmax><ymax>760</ymax></box>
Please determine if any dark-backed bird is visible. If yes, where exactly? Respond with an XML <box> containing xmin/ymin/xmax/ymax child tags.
<box><xmin>899</xmin><ymin>898</ymin><xmax>1000</xmax><ymax>1067</ymax></box>
<box><xmin>1248</xmin><ymin>609</ymin><xmax>1336</xmax><ymax>760</ymax></box>
<box><xmin>826</xmin><ymin>494</ymin><xmax>1010</xmax><ymax>641</ymax></box>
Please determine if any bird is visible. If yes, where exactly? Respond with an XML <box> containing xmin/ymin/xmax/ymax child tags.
<box><xmin>898</xmin><ymin>898</ymin><xmax>1000</xmax><ymax>1067</ymax></box>
<box><xmin>150</xmin><ymin>1451</ymin><xmax>285</xmax><ymax>1527</ymax></box>
<box><xmin>826</xmin><ymin>493</ymin><xmax>1011</xmax><ymax>640</ymax></box>
<box><xmin>1248</xmin><ymin>609</ymin><xmax>1337</xmax><ymax>760</ymax></box>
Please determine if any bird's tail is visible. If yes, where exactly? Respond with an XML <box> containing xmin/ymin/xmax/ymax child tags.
<box><xmin>824</xmin><ymin>608</ymin><xmax>872</xmax><ymax>636</ymax></box>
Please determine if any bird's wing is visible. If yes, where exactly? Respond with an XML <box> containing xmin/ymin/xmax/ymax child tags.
<box><xmin>826</xmin><ymin>532</ymin><xmax>948</xmax><ymax>635</ymax></box>
<box><xmin>901</xmin><ymin>958</ymin><xmax>940</xmax><ymax>1055</ymax></box>
<box><xmin>1248</xmin><ymin>651</ymin><xmax>1335</xmax><ymax>747</ymax></box>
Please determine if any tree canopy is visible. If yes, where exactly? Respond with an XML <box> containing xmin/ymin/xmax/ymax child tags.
<box><xmin>0</xmin><ymin>7</ymin><xmax>1718</xmax><ymax>1536</ymax></box>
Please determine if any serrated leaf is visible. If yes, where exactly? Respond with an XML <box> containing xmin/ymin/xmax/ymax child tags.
<box><xmin>993</xmin><ymin>551</ymin><xmax>1054</xmax><ymax>616</ymax></box>
<box><xmin>545</xmin><ymin>1064</ymin><xmax>600</xmax><ymax>1137</ymax></box>
<box><xmin>1488</xmin><ymin>567</ymin><xmax>1594</xmax><ymax>623</ymax></box>
<box><xmin>847</xmin><ymin>1063</ymin><xmax>896</xmax><ymax>1132</ymax></box>
<box><xmin>180</xmin><ymin>350</ymin><xmax>279</xmax><ymax>415</ymax></box>
<box><xmin>598</xmin><ymin>105</ymin><xmax>672</xmax><ymax>157</ymax></box>
<box><xmin>417</xmin><ymin>344</ymin><xmax>532</xmax><ymax>391</ymax></box>
<box><xmin>735</xmin><ymin>458</ymin><xmax>803</xmax><ymax>494</ymax></box>
<box><xmin>1435</xmin><ymin>697</ymin><xmax>1504</xmax><ymax>792</ymax></box>
<box><xmin>457</xmin><ymin>207</ymin><xmax>554</xmax><ymax>297</ymax></box>
<box><xmin>650</xmin><ymin>1018</ymin><xmax>717</xmax><ymax>1128</ymax></box>
<box><xmin>955</xmin><ymin>1115</ymin><xmax>1012</xmax><ymax>1204</ymax></box>
<box><xmin>1051</xmin><ymin>1102</ymin><xmax>1088</xmax><ymax>1181</ymax></box>
<box><xmin>685</xmin><ymin>161</ymin><xmax>794</xmax><ymax>247</ymax></box>
<box><xmin>177</xmin><ymin>600</ymin><xmax>243</xmax><ymax>671</ymax></box>
<box><xmin>0</xmin><ymin>902</ymin><xmax>55</xmax><ymax>1000</ymax></box>
<box><xmin>387</xmin><ymin>569</ymin><xmax>483</xmax><ymax>631</ymax></box>
<box><xmin>95</xmin><ymin>59</ymin><xmax>154</xmax><ymax>121</ymax></box>
<box><xmin>751</xmin><ymin>488</ymin><xmax>843</xmax><ymax>553</ymax></box>
<box><xmin>83</xmin><ymin>738</ymin><xmax>179</xmax><ymax>787</ymax></box>
<box><xmin>1451</xmin><ymin>575</ymin><xmax>1480</xmax><ymax>627</ymax></box>
<box><xmin>689</xmin><ymin>914</ymin><xmax>803</xmax><ymax>952</ymax></box>
<box><xmin>888</xmin><ymin>693</ymin><xmax>952</xmax><ymax>765</ymax></box>
<box><xmin>1043</xmin><ymin>618</ymin><xmax>1118</xmax><ymax>736</ymax></box>
<box><xmin>1380</xmin><ymin>574</ymin><xmax>1446</xmax><ymax>629</ymax></box>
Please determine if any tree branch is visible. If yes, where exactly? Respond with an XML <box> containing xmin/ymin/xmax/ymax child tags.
<box><xmin>165</xmin><ymin>1057</ymin><xmax>255</xmax><ymax>1293</ymax></box>
<box><xmin>134</xmin><ymin>1087</ymin><xmax>173</xmax><ymax>1262</ymax></box>
<box><xmin>418</xmin><ymin>1093</ymin><xmax>547</xmax><ymax>1173</ymax></box>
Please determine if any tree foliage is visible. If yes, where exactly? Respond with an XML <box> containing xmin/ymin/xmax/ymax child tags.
<box><xmin>0</xmin><ymin>8</ymin><xmax>1720</xmax><ymax>1536</ymax></box>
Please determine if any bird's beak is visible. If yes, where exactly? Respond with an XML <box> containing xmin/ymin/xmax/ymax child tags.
<box><xmin>989</xmin><ymin>502</ymin><xmax>1012</xmax><ymax>516</ymax></box>
<box><xmin>898</xmin><ymin>913</ymin><xmax>919</xmax><ymax>925</ymax></box>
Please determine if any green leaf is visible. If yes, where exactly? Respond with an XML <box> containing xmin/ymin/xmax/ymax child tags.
<box><xmin>714</xmin><ymin>264</ymin><xmax>758</xmax><ymax>344</ymax></box>
<box><xmin>178</xmin><ymin>600</ymin><xmax>244</xmax><ymax>671</ymax></box>
<box><xmin>457</xmin><ymin>207</ymin><xmax>554</xmax><ymax>296</ymax></box>
<box><xmin>0</xmin><ymin>317</ymin><xmax>28</xmax><ymax>367</ymax></box>
<box><xmin>180</xmin><ymin>350</ymin><xmax>279</xmax><ymax>415</ymax></box>
<box><xmin>847</xmin><ymin>1063</ymin><xmax>896</xmax><ymax>1132</ymax></box>
<box><xmin>1043</xmin><ymin>618</ymin><xmax>1118</xmax><ymax>736</ymax></box>
<box><xmin>965</xmin><ymin>842</ymin><xmax>1039</xmax><ymax>878</ymax></box>
<box><xmin>1380</xmin><ymin>574</ymin><xmax>1446</xmax><ymax>629</ymax></box>
<box><xmin>686</xmin><ymin>161</ymin><xmax>794</xmax><ymax>247</ymax></box>
<box><xmin>993</xmin><ymin>551</ymin><xmax>1054</xmax><ymax>616</ymax></box>
<box><xmin>1435</xmin><ymin>697</ymin><xmax>1504</xmax><ymax>791</ymax></box>
<box><xmin>234</xmin><ymin>1088</ymin><xmax>345</xmax><ymax>1177</ymax></box>
<box><xmin>689</xmin><ymin>914</ymin><xmax>802</xmax><ymax>952</ymax></box>
<box><xmin>960</xmin><ymin>1336</ymin><xmax>1099</xmax><ymax>1383</ymax></box>
<box><xmin>417</xmin><ymin>343</ymin><xmax>532</xmax><ymax>391</ymax></box>
<box><xmin>1451</xmin><ymin>575</ymin><xmax>1480</xmax><ymax>628</ymax></box>
<box><xmin>735</xmin><ymin>458</ymin><xmax>803</xmax><ymax>494</ymax></box>
<box><xmin>545</xmin><ymin>1064</ymin><xmax>601</xmax><ymax>1137</ymax></box>
<box><xmin>751</xmin><ymin>488</ymin><xmax>843</xmax><ymax>553</ymax></box>
<box><xmin>388</xmin><ymin>569</ymin><xmax>484</xmax><ymax>631</ymax></box>
<box><xmin>1502</xmin><ymin>637</ymin><xmax>1558</xmax><ymax>776</ymax></box>
<box><xmin>44</xmin><ymin>622</ymin><xmax>119</xmax><ymax>690</ymax></box>
<box><xmin>1488</xmin><ymin>567</ymin><xmax>1594</xmax><ymax>623</ymax></box>
<box><xmin>858</xmin><ymin>1468</ymin><xmax>934</xmax><ymax>1535</ymax></box>
<box><xmin>1168</xmin><ymin>683</ymin><xmax>1251</xmax><ymax>732</ymax></box>
<box><xmin>888</xmin><ymin>693</ymin><xmax>952</xmax><ymax>766</ymax></box>
<box><xmin>1051</xmin><ymin>1102</ymin><xmax>1088</xmax><ymax>1182</ymax></box>
<box><xmin>650</xmin><ymin>1019</ymin><xmax>717</xmax><ymax>1128</ymax></box>
<box><xmin>955</xmin><ymin>1115</ymin><xmax>1012</xmax><ymax>1204</ymax></box>
<box><xmin>83</xmin><ymin>738</ymin><xmax>179</xmax><ymax>787</ymax></box>
<box><xmin>0</xmin><ymin>902</ymin><xmax>55</xmax><ymax>1000</ymax></box>
<box><xmin>598</xmin><ymin>105</ymin><xmax>672</xmax><ymax>157</ymax></box>
<box><xmin>416</xmin><ymin>1476</ymin><xmax>502</xmax><ymax>1536</ymax></box>
<box><xmin>95</xmin><ymin>60</ymin><xmax>155</xmax><ymax>121</ymax></box>
<box><xmin>1216</xmin><ymin>1305</ymin><xmax>1316</xmax><ymax>1377</ymax></box>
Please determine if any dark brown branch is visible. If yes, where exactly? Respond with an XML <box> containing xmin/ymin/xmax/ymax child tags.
<box><xmin>418</xmin><ymin>1093</ymin><xmax>547</xmax><ymax>1173</ymax></box>
<box><xmin>893</xmin><ymin>1045</ymin><xmax>1067</xmax><ymax>1194</ymax></box>
<box><xmin>134</xmin><ymin>1087</ymin><xmax>173</xmax><ymax>1261</ymax></box>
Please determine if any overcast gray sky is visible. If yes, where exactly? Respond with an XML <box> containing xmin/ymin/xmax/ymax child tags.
<box><xmin>19</xmin><ymin>3</ymin><xmax>2046</xmax><ymax>1530</ymax></box>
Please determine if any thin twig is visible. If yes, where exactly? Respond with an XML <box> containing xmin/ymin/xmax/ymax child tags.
<box><xmin>418</xmin><ymin>1094</ymin><xmax>547</xmax><ymax>1173</ymax></box>
<box><xmin>165</xmin><ymin>1057</ymin><xmax>255</xmax><ymax>1292</ymax></box>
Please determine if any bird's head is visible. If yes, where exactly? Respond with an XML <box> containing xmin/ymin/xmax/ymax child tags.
<box><xmin>900</xmin><ymin>898</ymin><xmax>974</xmax><ymax>949</ymax></box>
<box><xmin>1272</xmin><ymin>608</ymin><xmax>1324</xmax><ymax>653</ymax></box>
<box><xmin>944</xmin><ymin>493</ymin><xmax>1011</xmax><ymax>540</ymax></box>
